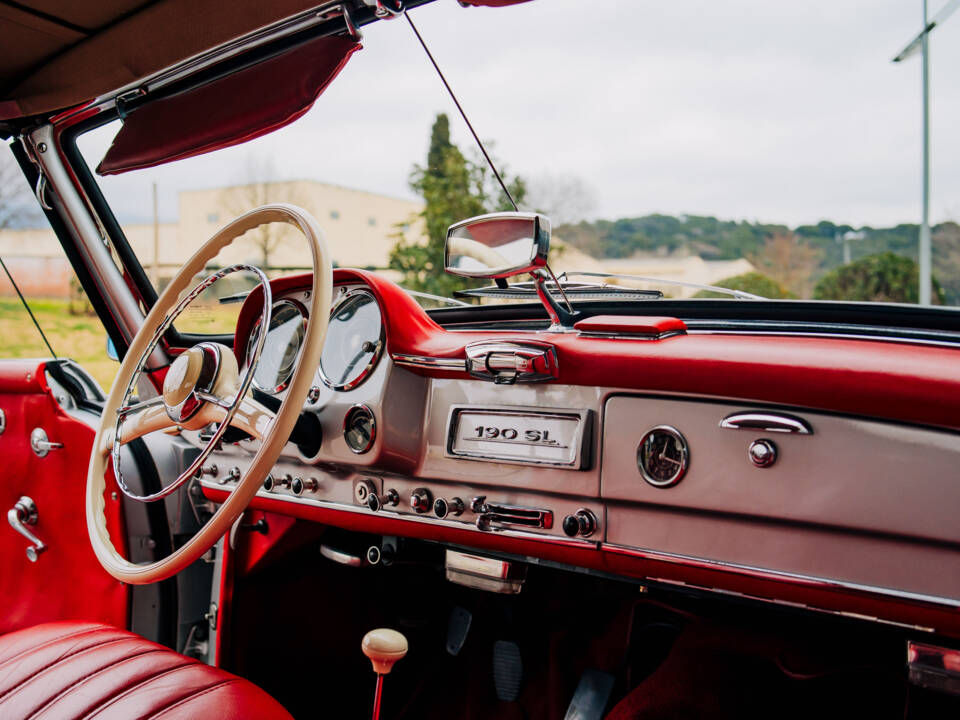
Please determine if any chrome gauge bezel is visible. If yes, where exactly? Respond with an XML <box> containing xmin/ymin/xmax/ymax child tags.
<box><xmin>318</xmin><ymin>288</ymin><xmax>385</xmax><ymax>392</ymax></box>
<box><xmin>246</xmin><ymin>298</ymin><xmax>308</xmax><ymax>395</ymax></box>
<box><xmin>637</xmin><ymin>425</ymin><xmax>689</xmax><ymax>488</ymax></box>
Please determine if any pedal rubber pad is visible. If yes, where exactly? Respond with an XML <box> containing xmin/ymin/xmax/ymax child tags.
<box><xmin>493</xmin><ymin>640</ymin><xmax>523</xmax><ymax>702</ymax></box>
<box><xmin>446</xmin><ymin>606</ymin><xmax>472</xmax><ymax>656</ymax></box>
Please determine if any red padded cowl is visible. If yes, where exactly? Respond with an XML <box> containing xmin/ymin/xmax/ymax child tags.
<box><xmin>0</xmin><ymin>622</ymin><xmax>293</xmax><ymax>719</ymax></box>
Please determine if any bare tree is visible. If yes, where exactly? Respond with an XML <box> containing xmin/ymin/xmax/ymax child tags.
<box><xmin>219</xmin><ymin>155</ymin><xmax>309</xmax><ymax>270</ymax></box>
<box><xmin>0</xmin><ymin>145</ymin><xmax>41</xmax><ymax>229</ymax></box>
<box><xmin>525</xmin><ymin>173</ymin><xmax>597</xmax><ymax>226</ymax></box>
<box><xmin>749</xmin><ymin>232</ymin><xmax>823</xmax><ymax>299</ymax></box>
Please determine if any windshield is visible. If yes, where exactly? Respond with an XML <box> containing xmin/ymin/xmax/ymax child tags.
<box><xmin>70</xmin><ymin>0</ymin><xmax>960</xmax><ymax>312</ymax></box>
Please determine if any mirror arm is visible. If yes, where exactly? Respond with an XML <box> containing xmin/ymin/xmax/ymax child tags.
<box><xmin>533</xmin><ymin>270</ymin><xmax>580</xmax><ymax>331</ymax></box>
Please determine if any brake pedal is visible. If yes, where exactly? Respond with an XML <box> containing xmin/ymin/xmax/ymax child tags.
<box><xmin>493</xmin><ymin>640</ymin><xmax>523</xmax><ymax>702</ymax></box>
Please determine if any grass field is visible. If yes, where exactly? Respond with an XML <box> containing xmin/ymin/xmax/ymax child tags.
<box><xmin>0</xmin><ymin>297</ymin><xmax>118</xmax><ymax>392</ymax></box>
<box><xmin>0</xmin><ymin>297</ymin><xmax>244</xmax><ymax>393</ymax></box>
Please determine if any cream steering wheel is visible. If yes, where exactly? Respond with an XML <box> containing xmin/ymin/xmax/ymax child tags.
<box><xmin>86</xmin><ymin>204</ymin><xmax>332</xmax><ymax>584</ymax></box>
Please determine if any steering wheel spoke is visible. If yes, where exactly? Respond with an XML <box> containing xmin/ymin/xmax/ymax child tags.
<box><xmin>86</xmin><ymin>203</ymin><xmax>332</xmax><ymax>584</ymax></box>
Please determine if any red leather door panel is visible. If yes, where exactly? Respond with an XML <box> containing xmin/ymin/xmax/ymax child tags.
<box><xmin>0</xmin><ymin>359</ymin><xmax>128</xmax><ymax>635</ymax></box>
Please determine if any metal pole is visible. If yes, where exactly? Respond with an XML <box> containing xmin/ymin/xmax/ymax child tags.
<box><xmin>920</xmin><ymin>0</ymin><xmax>932</xmax><ymax>305</ymax></box>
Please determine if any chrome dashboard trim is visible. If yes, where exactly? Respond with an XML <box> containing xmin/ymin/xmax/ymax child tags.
<box><xmin>198</xmin><ymin>477</ymin><xmax>599</xmax><ymax>548</ymax></box>
<box><xmin>319</xmin><ymin>288</ymin><xmax>385</xmax><ymax>391</ymax></box>
<box><xmin>391</xmin><ymin>354</ymin><xmax>467</xmax><ymax>371</ymax></box>
<box><xmin>687</xmin><ymin>329</ymin><xmax>960</xmax><ymax>349</ymax></box>
<box><xmin>603</xmin><ymin>543</ymin><xmax>960</xmax><ymax>610</ymax></box>
<box><xmin>576</xmin><ymin>330</ymin><xmax>686</xmax><ymax>341</ymax></box>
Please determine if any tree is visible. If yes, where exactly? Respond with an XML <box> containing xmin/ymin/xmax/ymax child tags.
<box><xmin>0</xmin><ymin>146</ymin><xmax>41</xmax><ymax>229</ymax></box>
<box><xmin>219</xmin><ymin>155</ymin><xmax>308</xmax><ymax>270</ymax></box>
<box><xmin>813</xmin><ymin>252</ymin><xmax>944</xmax><ymax>304</ymax></box>
<box><xmin>748</xmin><ymin>232</ymin><xmax>823</xmax><ymax>299</ymax></box>
<box><xmin>693</xmin><ymin>272</ymin><xmax>794</xmax><ymax>299</ymax></box>
<box><xmin>389</xmin><ymin>114</ymin><xmax>526</xmax><ymax>297</ymax></box>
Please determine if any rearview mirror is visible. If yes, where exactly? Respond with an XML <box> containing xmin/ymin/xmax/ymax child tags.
<box><xmin>444</xmin><ymin>212</ymin><xmax>550</xmax><ymax>279</ymax></box>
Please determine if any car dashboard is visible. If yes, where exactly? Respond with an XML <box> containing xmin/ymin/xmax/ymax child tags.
<box><xmin>198</xmin><ymin>269</ymin><xmax>960</xmax><ymax>640</ymax></box>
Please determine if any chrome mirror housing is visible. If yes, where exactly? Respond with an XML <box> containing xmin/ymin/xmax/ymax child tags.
<box><xmin>444</xmin><ymin>212</ymin><xmax>550</xmax><ymax>279</ymax></box>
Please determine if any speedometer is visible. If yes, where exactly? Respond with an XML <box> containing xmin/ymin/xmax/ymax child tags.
<box><xmin>319</xmin><ymin>289</ymin><xmax>384</xmax><ymax>391</ymax></box>
<box><xmin>247</xmin><ymin>300</ymin><xmax>306</xmax><ymax>394</ymax></box>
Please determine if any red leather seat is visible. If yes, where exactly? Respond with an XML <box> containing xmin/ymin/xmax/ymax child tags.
<box><xmin>0</xmin><ymin>621</ymin><xmax>293</xmax><ymax>719</ymax></box>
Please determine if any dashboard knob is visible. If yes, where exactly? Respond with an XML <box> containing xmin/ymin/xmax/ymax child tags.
<box><xmin>226</xmin><ymin>466</ymin><xmax>242</xmax><ymax>484</ymax></box>
<box><xmin>410</xmin><ymin>488</ymin><xmax>432</xmax><ymax>514</ymax></box>
<box><xmin>264</xmin><ymin>473</ymin><xmax>291</xmax><ymax>492</ymax></box>
<box><xmin>368</xmin><ymin>489</ymin><xmax>399</xmax><ymax>512</ymax></box>
<box><xmin>291</xmin><ymin>476</ymin><xmax>319</xmax><ymax>496</ymax></box>
<box><xmin>748</xmin><ymin>439</ymin><xmax>777</xmax><ymax>468</ymax></box>
<box><xmin>562</xmin><ymin>509</ymin><xmax>598</xmax><ymax>538</ymax></box>
<box><xmin>434</xmin><ymin>497</ymin><xmax>465</xmax><ymax>519</ymax></box>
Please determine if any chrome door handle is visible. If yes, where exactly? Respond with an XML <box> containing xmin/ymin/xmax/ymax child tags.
<box><xmin>30</xmin><ymin>427</ymin><xmax>63</xmax><ymax>457</ymax></box>
<box><xmin>7</xmin><ymin>496</ymin><xmax>47</xmax><ymax>562</ymax></box>
<box><xmin>719</xmin><ymin>412</ymin><xmax>813</xmax><ymax>435</ymax></box>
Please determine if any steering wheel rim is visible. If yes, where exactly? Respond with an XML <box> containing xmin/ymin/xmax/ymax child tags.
<box><xmin>86</xmin><ymin>203</ymin><xmax>333</xmax><ymax>584</ymax></box>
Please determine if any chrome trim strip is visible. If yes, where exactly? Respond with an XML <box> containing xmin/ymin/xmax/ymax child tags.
<box><xmin>391</xmin><ymin>353</ymin><xmax>466</xmax><ymax>371</ymax></box>
<box><xmin>719</xmin><ymin>412</ymin><xmax>813</xmax><ymax>435</ymax></box>
<box><xmin>603</xmin><ymin>543</ymin><xmax>960</xmax><ymax>609</ymax></box>
<box><xmin>198</xmin><ymin>478</ymin><xmax>597</xmax><ymax>548</ymax></box>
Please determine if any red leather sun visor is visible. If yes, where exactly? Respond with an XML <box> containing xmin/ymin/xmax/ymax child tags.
<box><xmin>96</xmin><ymin>34</ymin><xmax>361</xmax><ymax>176</ymax></box>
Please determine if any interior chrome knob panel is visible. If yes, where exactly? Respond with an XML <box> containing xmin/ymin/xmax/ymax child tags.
<box><xmin>748</xmin><ymin>438</ymin><xmax>778</xmax><ymax>468</ymax></box>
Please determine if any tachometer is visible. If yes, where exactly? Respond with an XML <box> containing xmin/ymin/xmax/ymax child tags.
<box><xmin>247</xmin><ymin>300</ymin><xmax>306</xmax><ymax>394</ymax></box>
<box><xmin>319</xmin><ymin>289</ymin><xmax>384</xmax><ymax>391</ymax></box>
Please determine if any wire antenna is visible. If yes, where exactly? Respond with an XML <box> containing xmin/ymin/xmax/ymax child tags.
<box><xmin>404</xmin><ymin>11</ymin><xmax>519</xmax><ymax>211</ymax></box>
<box><xmin>0</xmin><ymin>255</ymin><xmax>57</xmax><ymax>358</ymax></box>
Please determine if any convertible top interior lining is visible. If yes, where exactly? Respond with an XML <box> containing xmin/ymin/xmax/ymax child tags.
<box><xmin>0</xmin><ymin>0</ymin><xmax>325</xmax><ymax>120</ymax></box>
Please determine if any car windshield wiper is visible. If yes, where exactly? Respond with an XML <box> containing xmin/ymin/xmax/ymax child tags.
<box><xmin>558</xmin><ymin>271</ymin><xmax>765</xmax><ymax>300</ymax></box>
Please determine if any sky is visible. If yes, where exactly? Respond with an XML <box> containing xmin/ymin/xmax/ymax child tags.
<box><xmin>78</xmin><ymin>0</ymin><xmax>960</xmax><ymax>230</ymax></box>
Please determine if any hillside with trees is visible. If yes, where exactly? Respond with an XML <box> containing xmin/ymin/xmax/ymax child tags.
<box><xmin>559</xmin><ymin>216</ymin><xmax>960</xmax><ymax>304</ymax></box>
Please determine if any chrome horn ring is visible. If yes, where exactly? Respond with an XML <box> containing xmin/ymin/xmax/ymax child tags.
<box><xmin>111</xmin><ymin>264</ymin><xmax>271</xmax><ymax>503</ymax></box>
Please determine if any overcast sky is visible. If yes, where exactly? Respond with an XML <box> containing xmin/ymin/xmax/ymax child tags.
<box><xmin>79</xmin><ymin>0</ymin><xmax>960</xmax><ymax>229</ymax></box>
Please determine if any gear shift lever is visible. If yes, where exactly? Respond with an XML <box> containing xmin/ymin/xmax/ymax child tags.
<box><xmin>362</xmin><ymin>628</ymin><xmax>408</xmax><ymax>720</ymax></box>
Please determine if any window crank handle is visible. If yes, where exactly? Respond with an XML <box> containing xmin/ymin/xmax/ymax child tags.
<box><xmin>7</xmin><ymin>496</ymin><xmax>47</xmax><ymax>562</ymax></box>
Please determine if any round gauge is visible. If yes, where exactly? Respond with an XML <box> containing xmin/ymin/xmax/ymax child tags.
<box><xmin>319</xmin><ymin>289</ymin><xmax>384</xmax><ymax>391</ymax></box>
<box><xmin>247</xmin><ymin>300</ymin><xmax>307</xmax><ymax>394</ymax></box>
<box><xmin>343</xmin><ymin>404</ymin><xmax>376</xmax><ymax>454</ymax></box>
<box><xmin>637</xmin><ymin>426</ymin><xmax>689</xmax><ymax>488</ymax></box>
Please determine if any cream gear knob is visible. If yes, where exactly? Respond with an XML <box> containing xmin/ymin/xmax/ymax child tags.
<box><xmin>361</xmin><ymin>628</ymin><xmax>408</xmax><ymax>675</ymax></box>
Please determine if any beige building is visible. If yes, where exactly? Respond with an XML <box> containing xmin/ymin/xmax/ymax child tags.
<box><xmin>0</xmin><ymin>180</ymin><xmax>423</xmax><ymax>297</ymax></box>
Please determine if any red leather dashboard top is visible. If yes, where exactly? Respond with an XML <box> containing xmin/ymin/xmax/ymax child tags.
<box><xmin>236</xmin><ymin>270</ymin><xmax>960</xmax><ymax>432</ymax></box>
